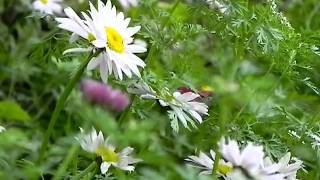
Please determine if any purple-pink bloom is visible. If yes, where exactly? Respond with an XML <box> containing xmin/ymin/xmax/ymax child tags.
<box><xmin>81</xmin><ymin>79</ymin><xmax>130</xmax><ymax>112</ymax></box>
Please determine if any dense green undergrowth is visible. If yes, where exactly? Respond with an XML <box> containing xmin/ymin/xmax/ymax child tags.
<box><xmin>0</xmin><ymin>0</ymin><xmax>320</xmax><ymax>179</ymax></box>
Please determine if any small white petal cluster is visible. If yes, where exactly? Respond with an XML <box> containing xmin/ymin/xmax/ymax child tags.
<box><xmin>159</xmin><ymin>91</ymin><xmax>209</xmax><ymax>132</ymax></box>
<box><xmin>119</xmin><ymin>0</ymin><xmax>139</xmax><ymax>10</ymax></box>
<box><xmin>76</xmin><ymin>128</ymin><xmax>142</xmax><ymax>174</ymax></box>
<box><xmin>307</xmin><ymin>132</ymin><xmax>320</xmax><ymax>149</ymax></box>
<box><xmin>56</xmin><ymin>0</ymin><xmax>147</xmax><ymax>82</ymax></box>
<box><xmin>206</xmin><ymin>0</ymin><xmax>228</xmax><ymax>14</ymax></box>
<box><xmin>186</xmin><ymin>138</ymin><xmax>303</xmax><ymax>180</ymax></box>
<box><xmin>262</xmin><ymin>153</ymin><xmax>303</xmax><ymax>180</ymax></box>
<box><xmin>267</xmin><ymin>0</ymin><xmax>293</xmax><ymax>30</ymax></box>
<box><xmin>128</xmin><ymin>83</ymin><xmax>209</xmax><ymax>132</ymax></box>
<box><xmin>185</xmin><ymin>150</ymin><xmax>232</xmax><ymax>176</ymax></box>
<box><xmin>32</xmin><ymin>0</ymin><xmax>62</xmax><ymax>15</ymax></box>
<box><xmin>0</xmin><ymin>125</ymin><xmax>6</xmax><ymax>133</ymax></box>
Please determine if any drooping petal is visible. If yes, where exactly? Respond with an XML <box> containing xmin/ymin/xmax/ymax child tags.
<box><xmin>100</xmin><ymin>162</ymin><xmax>111</xmax><ymax>174</ymax></box>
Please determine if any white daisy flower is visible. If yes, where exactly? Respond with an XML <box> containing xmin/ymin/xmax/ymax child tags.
<box><xmin>76</xmin><ymin>128</ymin><xmax>142</xmax><ymax>174</ymax></box>
<box><xmin>0</xmin><ymin>125</ymin><xmax>5</xmax><ymax>133</ymax></box>
<box><xmin>32</xmin><ymin>0</ymin><xmax>62</xmax><ymax>15</ymax></box>
<box><xmin>56</xmin><ymin>0</ymin><xmax>146</xmax><ymax>82</ymax></box>
<box><xmin>262</xmin><ymin>153</ymin><xmax>303</xmax><ymax>180</ymax></box>
<box><xmin>159</xmin><ymin>91</ymin><xmax>209</xmax><ymax>132</ymax></box>
<box><xmin>119</xmin><ymin>0</ymin><xmax>139</xmax><ymax>10</ymax></box>
<box><xmin>86</xmin><ymin>0</ymin><xmax>147</xmax><ymax>82</ymax></box>
<box><xmin>185</xmin><ymin>150</ymin><xmax>232</xmax><ymax>177</ymax></box>
<box><xmin>219</xmin><ymin>138</ymin><xmax>265</xmax><ymax>176</ymax></box>
<box><xmin>127</xmin><ymin>83</ymin><xmax>209</xmax><ymax>132</ymax></box>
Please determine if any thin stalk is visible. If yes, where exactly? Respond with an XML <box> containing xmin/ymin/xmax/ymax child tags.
<box><xmin>38</xmin><ymin>50</ymin><xmax>101</xmax><ymax>163</ymax></box>
<box><xmin>53</xmin><ymin>144</ymin><xmax>80</xmax><ymax>180</ymax></box>
<box><xmin>118</xmin><ymin>95</ymin><xmax>136</xmax><ymax>125</ymax></box>
<box><xmin>212</xmin><ymin>97</ymin><xmax>228</xmax><ymax>176</ymax></box>
<box><xmin>161</xmin><ymin>0</ymin><xmax>181</xmax><ymax>29</ymax></box>
<box><xmin>71</xmin><ymin>162</ymin><xmax>97</xmax><ymax>180</ymax></box>
<box><xmin>212</xmin><ymin>152</ymin><xmax>221</xmax><ymax>175</ymax></box>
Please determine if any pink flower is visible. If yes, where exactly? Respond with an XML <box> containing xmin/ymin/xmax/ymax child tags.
<box><xmin>81</xmin><ymin>79</ymin><xmax>130</xmax><ymax>112</ymax></box>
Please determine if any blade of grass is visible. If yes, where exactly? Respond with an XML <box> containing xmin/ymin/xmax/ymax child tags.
<box><xmin>38</xmin><ymin>50</ymin><xmax>101</xmax><ymax>163</ymax></box>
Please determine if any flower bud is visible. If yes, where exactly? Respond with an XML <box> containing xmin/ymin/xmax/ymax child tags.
<box><xmin>81</xmin><ymin>79</ymin><xmax>129</xmax><ymax>112</ymax></box>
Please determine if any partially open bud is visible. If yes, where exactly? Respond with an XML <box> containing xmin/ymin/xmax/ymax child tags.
<box><xmin>177</xmin><ymin>87</ymin><xmax>193</xmax><ymax>94</ymax></box>
<box><xmin>81</xmin><ymin>79</ymin><xmax>130</xmax><ymax>112</ymax></box>
<box><xmin>199</xmin><ymin>86</ymin><xmax>214</xmax><ymax>98</ymax></box>
<box><xmin>178</xmin><ymin>86</ymin><xmax>214</xmax><ymax>98</ymax></box>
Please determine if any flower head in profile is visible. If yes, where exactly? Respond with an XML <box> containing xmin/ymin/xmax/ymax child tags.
<box><xmin>185</xmin><ymin>150</ymin><xmax>232</xmax><ymax>177</ymax></box>
<box><xmin>218</xmin><ymin>138</ymin><xmax>267</xmax><ymax>179</ymax></box>
<box><xmin>81</xmin><ymin>79</ymin><xmax>129</xmax><ymax>112</ymax></box>
<box><xmin>188</xmin><ymin>138</ymin><xmax>304</xmax><ymax>180</ymax></box>
<box><xmin>56</xmin><ymin>0</ymin><xmax>147</xmax><ymax>82</ymax></box>
<box><xmin>219</xmin><ymin>138</ymin><xmax>265</xmax><ymax>172</ymax></box>
<box><xmin>159</xmin><ymin>91</ymin><xmax>209</xmax><ymax>132</ymax></box>
<box><xmin>128</xmin><ymin>83</ymin><xmax>209</xmax><ymax>132</ymax></box>
<box><xmin>32</xmin><ymin>0</ymin><xmax>62</xmax><ymax>15</ymax></box>
<box><xmin>76</xmin><ymin>128</ymin><xmax>142</xmax><ymax>174</ymax></box>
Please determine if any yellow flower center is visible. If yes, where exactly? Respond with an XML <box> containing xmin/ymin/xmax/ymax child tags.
<box><xmin>87</xmin><ymin>33</ymin><xmax>96</xmax><ymax>42</ymax></box>
<box><xmin>201</xmin><ymin>85</ymin><xmax>213</xmax><ymax>92</ymax></box>
<box><xmin>217</xmin><ymin>164</ymin><xmax>233</xmax><ymax>175</ymax></box>
<box><xmin>40</xmin><ymin>0</ymin><xmax>48</xmax><ymax>4</ymax></box>
<box><xmin>105</xmin><ymin>27</ymin><xmax>125</xmax><ymax>53</ymax></box>
<box><xmin>95</xmin><ymin>146</ymin><xmax>119</xmax><ymax>163</ymax></box>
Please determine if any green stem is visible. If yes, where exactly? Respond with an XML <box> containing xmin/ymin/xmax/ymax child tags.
<box><xmin>212</xmin><ymin>96</ymin><xmax>228</xmax><ymax>176</ymax></box>
<box><xmin>53</xmin><ymin>119</ymin><xmax>92</xmax><ymax>180</ymax></box>
<box><xmin>118</xmin><ymin>95</ymin><xmax>136</xmax><ymax>125</ymax></box>
<box><xmin>53</xmin><ymin>144</ymin><xmax>80</xmax><ymax>180</ymax></box>
<box><xmin>38</xmin><ymin>50</ymin><xmax>100</xmax><ymax>163</ymax></box>
<box><xmin>212</xmin><ymin>152</ymin><xmax>221</xmax><ymax>175</ymax></box>
<box><xmin>71</xmin><ymin>162</ymin><xmax>97</xmax><ymax>180</ymax></box>
<box><xmin>162</xmin><ymin>0</ymin><xmax>181</xmax><ymax>29</ymax></box>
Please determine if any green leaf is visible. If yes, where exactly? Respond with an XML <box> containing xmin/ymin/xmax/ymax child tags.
<box><xmin>0</xmin><ymin>101</ymin><xmax>31</xmax><ymax>122</ymax></box>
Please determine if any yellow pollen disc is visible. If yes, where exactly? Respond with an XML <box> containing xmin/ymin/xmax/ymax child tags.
<box><xmin>201</xmin><ymin>85</ymin><xmax>213</xmax><ymax>92</ymax></box>
<box><xmin>105</xmin><ymin>27</ymin><xmax>125</xmax><ymax>54</ymax></box>
<box><xmin>87</xmin><ymin>33</ymin><xmax>96</xmax><ymax>42</ymax></box>
<box><xmin>96</xmin><ymin>146</ymin><xmax>119</xmax><ymax>163</ymax></box>
<box><xmin>217</xmin><ymin>164</ymin><xmax>233</xmax><ymax>175</ymax></box>
<box><xmin>40</xmin><ymin>0</ymin><xmax>48</xmax><ymax>4</ymax></box>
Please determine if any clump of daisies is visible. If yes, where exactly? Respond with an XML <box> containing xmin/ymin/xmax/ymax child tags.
<box><xmin>128</xmin><ymin>82</ymin><xmax>209</xmax><ymax>132</ymax></box>
<box><xmin>76</xmin><ymin>128</ymin><xmax>142</xmax><ymax>174</ymax></box>
<box><xmin>186</xmin><ymin>137</ymin><xmax>303</xmax><ymax>180</ymax></box>
<box><xmin>55</xmin><ymin>0</ymin><xmax>147</xmax><ymax>82</ymax></box>
<box><xmin>32</xmin><ymin>0</ymin><xmax>63</xmax><ymax>15</ymax></box>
